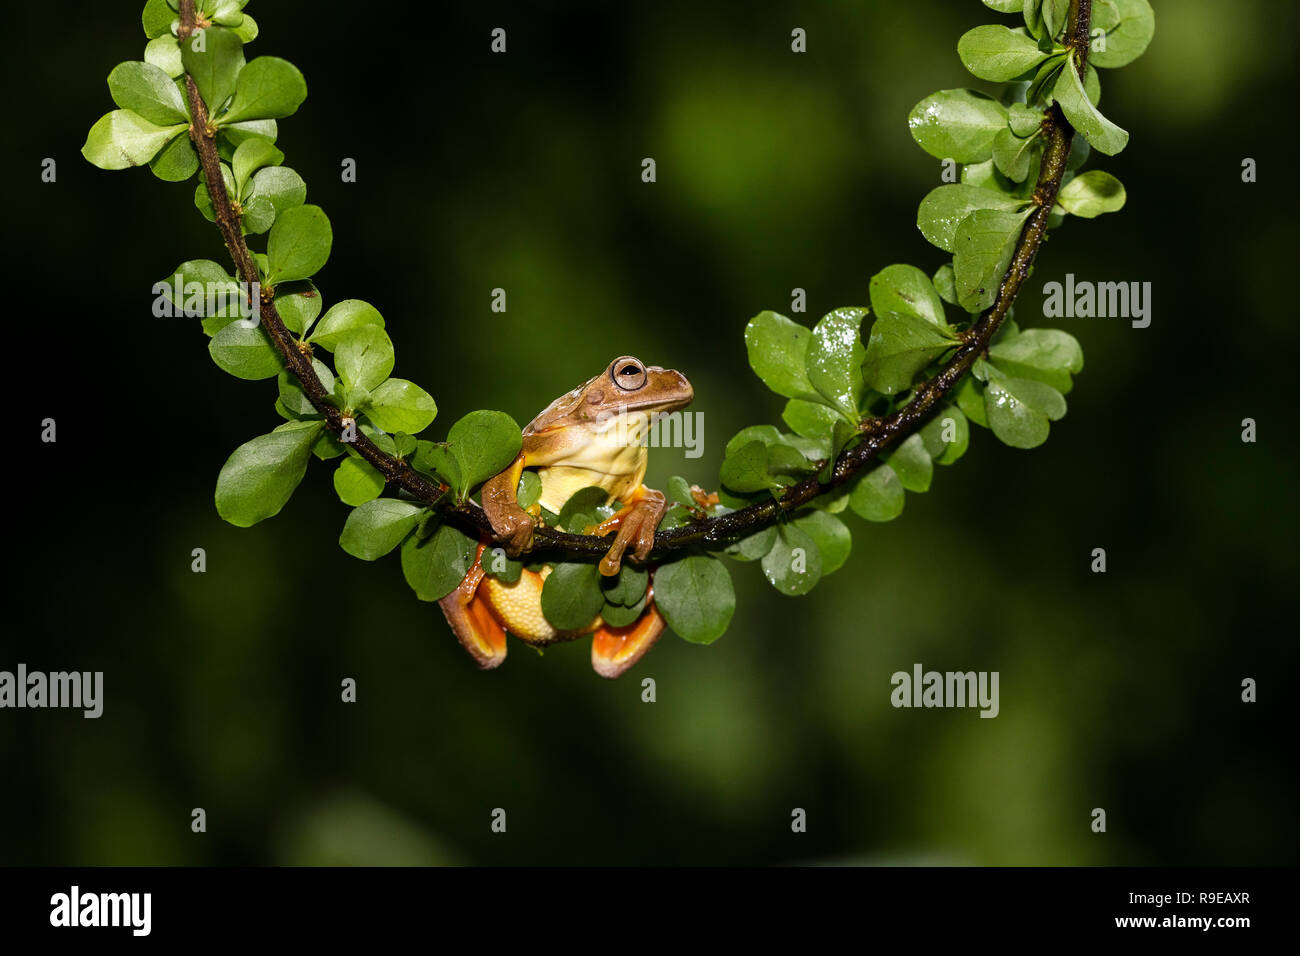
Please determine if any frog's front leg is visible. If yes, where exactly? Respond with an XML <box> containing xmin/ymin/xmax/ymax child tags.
<box><xmin>590</xmin><ymin>486</ymin><xmax>667</xmax><ymax>576</ymax></box>
<box><xmin>480</xmin><ymin>451</ymin><xmax>534</xmax><ymax>554</ymax></box>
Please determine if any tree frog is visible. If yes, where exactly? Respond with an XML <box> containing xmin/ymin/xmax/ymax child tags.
<box><xmin>438</xmin><ymin>356</ymin><xmax>694</xmax><ymax>678</ymax></box>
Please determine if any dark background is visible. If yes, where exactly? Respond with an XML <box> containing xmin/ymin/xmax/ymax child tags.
<box><xmin>2</xmin><ymin>0</ymin><xmax>1295</xmax><ymax>865</ymax></box>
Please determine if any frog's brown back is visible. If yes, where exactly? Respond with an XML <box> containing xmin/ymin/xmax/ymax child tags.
<box><xmin>521</xmin><ymin>374</ymin><xmax>600</xmax><ymax>436</ymax></box>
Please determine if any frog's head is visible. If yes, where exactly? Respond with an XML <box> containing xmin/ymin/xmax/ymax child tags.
<box><xmin>599</xmin><ymin>355</ymin><xmax>693</xmax><ymax>416</ymax></box>
<box><xmin>526</xmin><ymin>356</ymin><xmax>693</xmax><ymax>436</ymax></box>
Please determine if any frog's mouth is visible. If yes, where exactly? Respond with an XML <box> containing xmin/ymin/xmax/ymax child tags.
<box><xmin>616</xmin><ymin>395</ymin><xmax>692</xmax><ymax>415</ymax></box>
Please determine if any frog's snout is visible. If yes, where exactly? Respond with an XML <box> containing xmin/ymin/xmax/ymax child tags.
<box><xmin>669</xmin><ymin>370</ymin><xmax>694</xmax><ymax>405</ymax></box>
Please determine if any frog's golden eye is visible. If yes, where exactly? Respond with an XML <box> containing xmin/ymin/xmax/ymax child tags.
<box><xmin>610</xmin><ymin>356</ymin><xmax>646</xmax><ymax>391</ymax></box>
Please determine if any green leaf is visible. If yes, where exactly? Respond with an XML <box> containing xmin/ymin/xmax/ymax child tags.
<box><xmin>209</xmin><ymin>321</ymin><xmax>282</xmax><ymax>380</ymax></box>
<box><xmin>308</xmin><ymin>300</ymin><xmax>385</xmax><ymax>352</ymax></box>
<box><xmin>517</xmin><ymin>470</ymin><xmax>543</xmax><ymax>510</ymax></box>
<box><xmin>220</xmin><ymin>118</ymin><xmax>278</xmax><ymax>150</ymax></box>
<box><xmin>791</xmin><ymin>510</ymin><xmax>851</xmax><ymax>576</ymax></box>
<box><xmin>666</xmin><ymin>475</ymin><xmax>695</xmax><ymax>508</ymax></box>
<box><xmin>1025</xmin><ymin>53</ymin><xmax>1066</xmax><ymax>106</ymax></box>
<box><xmin>265</xmin><ymin>204</ymin><xmax>332</xmax><ymax>286</ymax></box>
<box><xmin>232</xmin><ymin>136</ymin><xmax>282</xmax><ymax>194</ymax></box>
<box><xmin>601</xmin><ymin>564</ymin><xmax>649</xmax><ymax>607</ymax></box>
<box><xmin>984</xmin><ymin>370</ymin><xmax>1067</xmax><ymax>449</ymax></box>
<box><xmin>720</xmin><ymin>440</ymin><xmax>773</xmax><ymax>494</ymax></box>
<box><xmin>401</xmin><ymin>522</ymin><xmax>477</xmax><ymax>602</ymax></box>
<box><xmin>955</xmin><ymin>375</ymin><xmax>989</xmax><ymax>428</ymax></box>
<box><xmin>220</xmin><ymin>56</ymin><xmax>308</xmax><ymax>124</ymax></box>
<box><xmin>142</xmin><ymin>0</ymin><xmax>176</xmax><ymax>38</ymax></box>
<box><xmin>1090</xmin><ymin>0</ymin><xmax>1155</xmax><ymax>69</ymax></box>
<box><xmin>723</xmin><ymin>525</ymin><xmax>778</xmax><ymax>562</ymax></box>
<box><xmin>540</xmin><ymin>562</ymin><xmax>605</xmax><ymax>632</ymax></box>
<box><xmin>953</xmin><ymin>207</ymin><xmax>1033</xmax><ymax>313</ymax></box>
<box><xmin>1053</xmin><ymin>52</ymin><xmax>1128</xmax><ymax>156</ymax></box>
<box><xmin>445</xmin><ymin>410</ymin><xmax>523</xmax><ymax>499</ymax></box>
<box><xmin>761</xmin><ymin>524</ymin><xmax>822</xmax><ymax>596</ymax></box>
<box><xmin>743</xmin><ymin>311</ymin><xmax>821</xmax><ymax>402</ymax></box>
<box><xmin>862</xmin><ymin>310</ymin><xmax>959</xmax><ymax>395</ymax></box>
<box><xmin>333</xmin><ymin>456</ymin><xmax>385</xmax><ymax>506</ymax></box>
<box><xmin>849</xmin><ymin>464</ymin><xmax>904</xmax><ymax>523</ymax></box>
<box><xmin>392</xmin><ymin>433</ymin><xmax>418</xmax><ymax>459</ymax></box>
<box><xmin>654</xmin><ymin>555</ymin><xmax>735</xmax><ymax>644</ymax></box>
<box><xmin>333</xmin><ymin>326</ymin><xmax>394</xmax><ymax>393</ymax></box>
<box><xmin>273</xmin><ymin>282</ymin><xmax>322</xmax><ymax>336</ymax></box>
<box><xmin>108</xmin><ymin>61</ymin><xmax>188</xmax><ymax>125</ymax></box>
<box><xmin>215</xmin><ymin>420</ymin><xmax>322</xmax><ymax>526</ymax></box>
<box><xmin>1041</xmin><ymin>0</ymin><xmax>1070</xmax><ymax>39</ymax></box>
<box><xmin>1008</xmin><ymin>103</ymin><xmax>1045</xmax><ymax>138</ymax></box>
<box><xmin>231</xmin><ymin>12</ymin><xmax>259</xmax><ymax>42</ymax></box>
<box><xmin>1023</xmin><ymin>0</ymin><xmax>1047</xmax><ymax>40</ymax></box>
<box><xmin>869</xmin><ymin>264</ymin><xmax>946</xmax><ymax>328</ymax></box>
<box><xmin>180</xmin><ymin>25</ymin><xmax>245</xmax><ymax>115</ymax></box>
<box><xmin>246</xmin><ymin>166</ymin><xmax>306</xmax><ymax>220</ymax></box>
<box><xmin>917</xmin><ymin>184</ymin><xmax>1028</xmax><ymax>252</ymax></box>
<box><xmin>313</xmin><ymin>431</ymin><xmax>345</xmax><ymax>461</ymax></box>
<box><xmin>601</xmin><ymin>596</ymin><xmax>648</xmax><ymax>628</ymax></box>
<box><xmin>277</xmin><ymin>359</ymin><xmax>333</xmax><ymax>418</ymax></box>
<box><xmin>83</xmin><ymin>110</ymin><xmax>185</xmax><ymax>169</ymax></box>
<box><xmin>982</xmin><ymin>0</ymin><xmax>1024</xmax><ymax>12</ymax></box>
<box><xmin>414</xmin><ymin>442</ymin><xmax>461</xmax><ymax>491</ymax></box>
<box><xmin>194</xmin><ymin>162</ymin><xmax>235</xmax><ymax>221</ymax></box>
<box><xmin>908</xmin><ymin>89</ymin><xmax>1008</xmax><ymax>163</ymax></box>
<box><xmin>920</xmin><ymin>406</ymin><xmax>971</xmax><ymax>465</ymax></box>
<box><xmin>957</xmin><ymin>25</ymin><xmax>1051</xmax><ymax>82</ymax></box>
<box><xmin>782</xmin><ymin>398</ymin><xmax>840</xmax><ymax>444</ymax></box>
<box><xmin>207</xmin><ymin>0</ymin><xmax>249</xmax><ymax>27</ymax></box>
<box><xmin>987</xmin><ymin>327</ymin><xmax>1084</xmax><ymax>393</ymax></box>
<box><xmin>992</xmin><ymin>127</ymin><xmax>1038</xmax><ymax>182</ymax></box>
<box><xmin>144</xmin><ymin>36</ymin><xmax>184</xmax><ymax>78</ymax></box>
<box><xmin>149</xmin><ymin>130</ymin><xmax>199</xmax><ymax>181</ymax></box>
<box><xmin>557</xmin><ymin>486</ymin><xmax>612</xmax><ymax>532</ymax></box>
<box><xmin>483</xmin><ymin>547</ymin><xmax>524</xmax><ymax>584</ymax></box>
<box><xmin>806</xmin><ymin>308</ymin><xmax>867</xmax><ymax>420</ymax></box>
<box><xmin>340</xmin><ymin>498</ymin><xmax>423</xmax><ymax>560</ymax></box>
<box><xmin>160</xmin><ymin>259</ymin><xmax>246</xmax><ymax>335</ymax></box>
<box><xmin>363</xmin><ymin>379</ymin><xmax>437</xmax><ymax>434</ymax></box>
<box><xmin>933</xmin><ymin>264</ymin><xmax>958</xmax><ymax>305</ymax></box>
<box><xmin>887</xmin><ymin>434</ymin><xmax>934</xmax><ymax>493</ymax></box>
<box><xmin>1056</xmin><ymin>170</ymin><xmax>1126</xmax><ymax>218</ymax></box>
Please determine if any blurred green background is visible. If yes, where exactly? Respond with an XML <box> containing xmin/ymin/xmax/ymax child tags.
<box><xmin>3</xmin><ymin>0</ymin><xmax>1295</xmax><ymax>865</ymax></box>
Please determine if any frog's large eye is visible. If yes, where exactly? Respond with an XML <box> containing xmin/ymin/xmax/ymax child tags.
<box><xmin>610</xmin><ymin>356</ymin><xmax>646</xmax><ymax>391</ymax></box>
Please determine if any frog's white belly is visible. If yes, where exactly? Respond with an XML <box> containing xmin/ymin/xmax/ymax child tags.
<box><xmin>536</xmin><ymin>411</ymin><xmax>651</xmax><ymax>513</ymax></box>
<box><xmin>538</xmin><ymin>461</ymin><xmax>645</xmax><ymax>515</ymax></box>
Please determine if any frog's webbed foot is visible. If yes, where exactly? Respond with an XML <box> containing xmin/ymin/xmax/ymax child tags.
<box><xmin>437</xmin><ymin>544</ymin><xmax>508</xmax><ymax>669</ymax></box>
<box><xmin>590</xmin><ymin>489</ymin><xmax>667</xmax><ymax>577</ymax></box>
<box><xmin>487</xmin><ymin>504</ymin><xmax>535</xmax><ymax>555</ymax></box>
<box><xmin>591</xmin><ymin>595</ymin><xmax>666</xmax><ymax>678</ymax></box>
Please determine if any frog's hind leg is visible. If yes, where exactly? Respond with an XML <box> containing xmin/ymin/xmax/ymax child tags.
<box><xmin>591</xmin><ymin>600</ymin><xmax>666</xmax><ymax>679</ymax></box>
<box><xmin>438</xmin><ymin>544</ymin><xmax>508</xmax><ymax>669</ymax></box>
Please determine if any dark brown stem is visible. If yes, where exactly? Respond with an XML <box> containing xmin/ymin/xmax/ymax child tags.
<box><xmin>178</xmin><ymin>0</ymin><xmax>442</xmax><ymax>503</ymax></box>
<box><xmin>179</xmin><ymin>0</ymin><xmax>1091</xmax><ymax>564</ymax></box>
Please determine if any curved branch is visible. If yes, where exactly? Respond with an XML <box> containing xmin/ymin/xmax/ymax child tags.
<box><xmin>180</xmin><ymin>0</ymin><xmax>1092</xmax><ymax>564</ymax></box>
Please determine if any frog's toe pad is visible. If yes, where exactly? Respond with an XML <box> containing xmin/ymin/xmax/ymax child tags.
<box><xmin>438</xmin><ymin>589</ymin><xmax>508</xmax><ymax>670</ymax></box>
<box><xmin>591</xmin><ymin>602</ymin><xmax>666</xmax><ymax>678</ymax></box>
